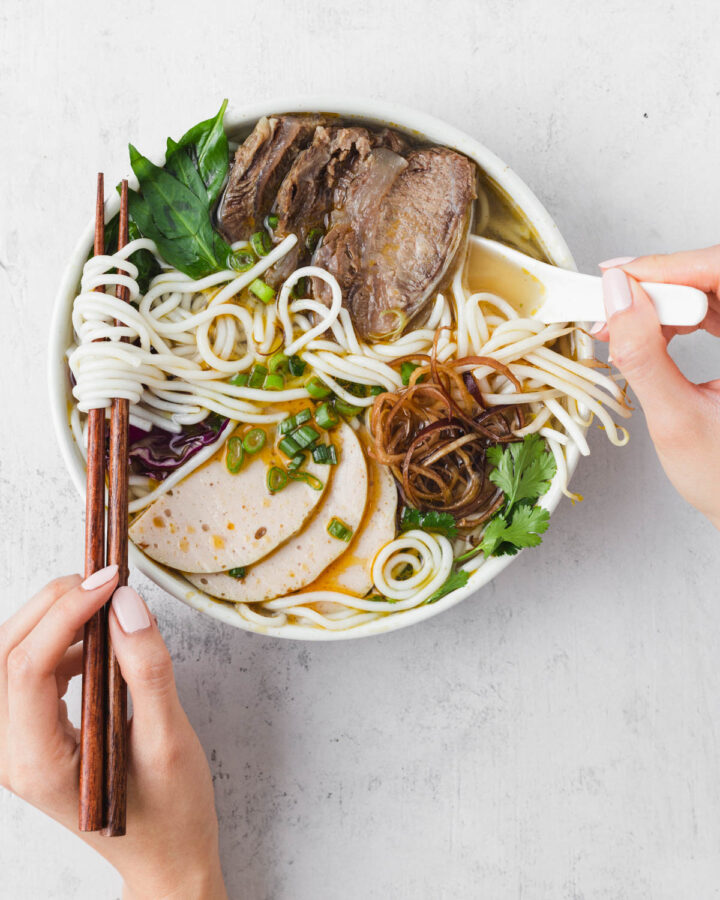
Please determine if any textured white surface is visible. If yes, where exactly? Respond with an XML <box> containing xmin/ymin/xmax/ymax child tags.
<box><xmin>1</xmin><ymin>1</ymin><xmax>719</xmax><ymax>897</ymax></box>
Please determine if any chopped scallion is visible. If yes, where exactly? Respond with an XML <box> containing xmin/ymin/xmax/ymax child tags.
<box><xmin>263</xmin><ymin>372</ymin><xmax>285</xmax><ymax>391</ymax></box>
<box><xmin>370</xmin><ymin>385</ymin><xmax>385</xmax><ymax>396</ymax></box>
<box><xmin>289</xmin><ymin>471</ymin><xmax>323</xmax><ymax>490</ymax></box>
<box><xmin>265</xmin><ymin>213</ymin><xmax>279</xmax><ymax>230</ymax></box>
<box><xmin>305</xmin><ymin>376</ymin><xmax>332</xmax><ymax>399</ymax></box>
<box><xmin>334</xmin><ymin>398</ymin><xmax>363</xmax><ymax>418</ymax></box>
<box><xmin>287</xmin><ymin>452</ymin><xmax>306</xmax><ymax>472</ymax></box>
<box><xmin>248</xmin><ymin>364</ymin><xmax>268</xmax><ymax>389</ymax></box>
<box><xmin>315</xmin><ymin>401</ymin><xmax>339</xmax><ymax>430</ymax></box>
<box><xmin>327</xmin><ymin>517</ymin><xmax>353</xmax><ymax>542</ymax></box>
<box><xmin>225</xmin><ymin>436</ymin><xmax>244</xmax><ymax>474</ymax></box>
<box><xmin>242</xmin><ymin>428</ymin><xmax>266</xmax><ymax>454</ymax></box>
<box><xmin>267</xmin><ymin>466</ymin><xmax>288</xmax><ymax>493</ymax></box>
<box><xmin>228</xmin><ymin>566</ymin><xmax>247</xmax><ymax>579</ymax></box>
<box><xmin>249</xmin><ymin>278</ymin><xmax>275</xmax><ymax>304</ymax></box>
<box><xmin>250</xmin><ymin>230</ymin><xmax>271</xmax><ymax>257</ymax></box>
<box><xmin>288</xmin><ymin>355</ymin><xmax>306</xmax><ymax>377</ymax></box>
<box><xmin>230</xmin><ymin>249</ymin><xmax>255</xmax><ymax>272</ymax></box>
<box><xmin>278</xmin><ymin>435</ymin><xmax>301</xmax><ymax>457</ymax></box>
<box><xmin>268</xmin><ymin>352</ymin><xmax>288</xmax><ymax>373</ymax></box>
<box><xmin>229</xmin><ymin>372</ymin><xmax>249</xmax><ymax>387</ymax></box>
<box><xmin>294</xmin><ymin>424</ymin><xmax>319</xmax><ymax>449</ymax></box>
<box><xmin>295</xmin><ymin>408</ymin><xmax>312</xmax><ymax>426</ymax></box>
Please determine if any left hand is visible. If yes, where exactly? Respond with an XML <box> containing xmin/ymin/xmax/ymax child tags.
<box><xmin>0</xmin><ymin>568</ymin><xmax>227</xmax><ymax>899</ymax></box>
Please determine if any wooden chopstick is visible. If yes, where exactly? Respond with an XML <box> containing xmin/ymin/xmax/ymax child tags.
<box><xmin>79</xmin><ymin>173</ymin><xmax>109</xmax><ymax>833</ymax></box>
<box><xmin>103</xmin><ymin>179</ymin><xmax>131</xmax><ymax>836</ymax></box>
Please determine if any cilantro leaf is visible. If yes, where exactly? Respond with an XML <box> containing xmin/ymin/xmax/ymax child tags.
<box><xmin>479</xmin><ymin>505</ymin><xmax>550</xmax><ymax>557</ymax></box>
<box><xmin>426</xmin><ymin>570</ymin><xmax>469</xmax><ymax>604</ymax></box>
<box><xmin>487</xmin><ymin>434</ymin><xmax>556</xmax><ymax>509</ymax></box>
<box><xmin>400</xmin><ymin>507</ymin><xmax>458</xmax><ymax>539</ymax></box>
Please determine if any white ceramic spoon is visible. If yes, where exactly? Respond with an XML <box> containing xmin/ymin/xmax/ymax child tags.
<box><xmin>468</xmin><ymin>236</ymin><xmax>708</xmax><ymax>326</ymax></box>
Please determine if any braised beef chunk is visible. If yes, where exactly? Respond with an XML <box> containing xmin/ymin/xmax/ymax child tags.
<box><xmin>216</xmin><ymin>114</ymin><xmax>323</xmax><ymax>242</ymax></box>
<box><xmin>268</xmin><ymin>126</ymin><xmax>374</xmax><ymax>285</ymax></box>
<box><xmin>313</xmin><ymin>147</ymin><xmax>476</xmax><ymax>339</ymax></box>
<box><xmin>372</xmin><ymin>127</ymin><xmax>411</xmax><ymax>155</ymax></box>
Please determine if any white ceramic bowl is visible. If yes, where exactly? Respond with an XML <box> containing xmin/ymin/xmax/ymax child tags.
<box><xmin>49</xmin><ymin>96</ymin><xmax>585</xmax><ymax>641</ymax></box>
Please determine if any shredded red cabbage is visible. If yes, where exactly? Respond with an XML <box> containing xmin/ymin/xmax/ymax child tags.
<box><xmin>128</xmin><ymin>414</ymin><xmax>228</xmax><ymax>481</ymax></box>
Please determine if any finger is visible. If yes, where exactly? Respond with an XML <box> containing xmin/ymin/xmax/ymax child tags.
<box><xmin>56</xmin><ymin>644</ymin><xmax>85</xmax><ymax>698</ymax></box>
<box><xmin>603</xmin><ymin>269</ymin><xmax>700</xmax><ymax>437</ymax></box>
<box><xmin>0</xmin><ymin>575</ymin><xmax>82</xmax><ymax>666</ymax></box>
<box><xmin>108</xmin><ymin>586</ymin><xmax>183</xmax><ymax>738</ymax></box>
<box><xmin>600</xmin><ymin>245</ymin><xmax>720</xmax><ymax>295</ymax></box>
<box><xmin>6</xmin><ymin>566</ymin><xmax>119</xmax><ymax>756</ymax></box>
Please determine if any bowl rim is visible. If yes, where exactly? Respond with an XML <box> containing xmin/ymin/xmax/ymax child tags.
<box><xmin>48</xmin><ymin>95</ymin><xmax>585</xmax><ymax>641</ymax></box>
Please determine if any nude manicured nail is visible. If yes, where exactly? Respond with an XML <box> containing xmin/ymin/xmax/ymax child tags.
<box><xmin>598</xmin><ymin>256</ymin><xmax>636</xmax><ymax>269</ymax></box>
<box><xmin>602</xmin><ymin>268</ymin><xmax>633</xmax><ymax>318</ymax></box>
<box><xmin>81</xmin><ymin>564</ymin><xmax>118</xmax><ymax>590</ymax></box>
<box><xmin>112</xmin><ymin>586</ymin><xmax>151</xmax><ymax>634</ymax></box>
<box><xmin>589</xmin><ymin>321</ymin><xmax>605</xmax><ymax>334</ymax></box>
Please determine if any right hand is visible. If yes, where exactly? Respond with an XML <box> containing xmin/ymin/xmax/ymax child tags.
<box><xmin>593</xmin><ymin>247</ymin><xmax>720</xmax><ymax>530</ymax></box>
<box><xmin>0</xmin><ymin>568</ymin><xmax>227</xmax><ymax>899</ymax></box>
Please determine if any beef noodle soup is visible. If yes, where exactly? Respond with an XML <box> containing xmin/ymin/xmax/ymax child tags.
<box><xmin>67</xmin><ymin>102</ymin><xmax>628</xmax><ymax>632</ymax></box>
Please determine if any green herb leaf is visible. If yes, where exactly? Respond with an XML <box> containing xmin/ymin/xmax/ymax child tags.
<box><xmin>128</xmin><ymin>144</ymin><xmax>231</xmax><ymax>279</ymax></box>
<box><xmin>400</xmin><ymin>507</ymin><xmax>458</xmax><ymax>539</ymax></box>
<box><xmin>487</xmin><ymin>434</ymin><xmax>557</xmax><ymax>509</ymax></box>
<box><xmin>479</xmin><ymin>504</ymin><xmax>550</xmax><ymax>557</ymax></box>
<box><xmin>426</xmin><ymin>570</ymin><xmax>469</xmax><ymax>604</ymax></box>
<box><xmin>172</xmin><ymin>99</ymin><xmax>229</xmax><ymax>205</ymax></box>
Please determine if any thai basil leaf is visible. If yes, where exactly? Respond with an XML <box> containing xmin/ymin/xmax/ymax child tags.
<box><xmin>164</xmin><ymin>140</ymin><xmax>208</xmax><ymax>203</ymax></box>
<box><xmin>127</xmin><ymin>145</ymin><xmax>229</xmax><ymax>279</ymax></box>
<box><xmin>172</xmin><ymin>98</ymin><xmax>229</xmax><ymax>205</ymax></box>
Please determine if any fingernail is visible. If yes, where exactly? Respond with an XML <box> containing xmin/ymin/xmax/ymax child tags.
<box><xmin>602</xmin><ymin>268</ymin><xmax>633</xmax><ymax>318</ymax></box>
<box><xmin>598</xmin><ymin>256</ymin><xmax>636</xmax><ymax>269</ymax></box>
<box><xmin>589</xmin><ymin>321</ymin><xmax>605</xmax><ymax>334</ymax></box>
<box><xmin>81</xmin><ymin>564</ymin><xmax>118</xmax><ymax>590</ymax></box>
<box><xmin>112</xmin><ymin>586</ymin><xmax>151</xmax><ymax>634</ymax></box>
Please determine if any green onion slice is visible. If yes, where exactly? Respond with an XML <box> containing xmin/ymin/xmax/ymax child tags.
<box><xmin>230</xmin><ymin>249</ymin><xmax>255</xmax><ymax>272</ymax></box>
<box><xmin>287</xmin><ymin>452</ymin><xmax>306</xmax><ymax>472</ymax></box>
<box><xmin>327</xmin><ymin>517</ymin><xmax>353</xmax><ymax>542</ymax></box>
<box><xmin>250</xmin><ymin>230</ymin><xmax>271</xmax><ymax>257</ymax></box>
<box><xmin>263</xmin><ymin>372</ymin><xmax>285</xmax><ymax>391</ymax></box>
<box><xmin>268</xmin><ymin>352</ymin><xmax>288</xmax><ymax>373</ymax></box>
<box><xmin>229</xmin><ymin>372</ymin><xmax>249</xmax><ymax>387</ymax></box>
<box><xmin>288</xmin><ymin>355</ymin><xmax>306</xmax><ymax>377</ymax></box>
<box><xmin>267</xmin><ymin>466</ymin><xmax>288</xmax><ymax>494</ymax></box>
<box><xmin>225</xmin><ymin>436</ymin><xmax>244</xmax><ymax>474</ymax></box>
<box><xmin>248</xmin><ymin>364</ymin><xmax>268</xmax><ymax>389</ymax></box>
<box><xmin>305</xmin><ymin>376</ymin><xmax>332</xmax><ymax>399</ymax></box>
<box><xmin>265</xmin><ymin>213</ymin><xmax>279</xmax><ymax>230</ymax></box>
<box><xmin>228</xmin><ymin>566</ymin><xmax>247</xmax><ymax>579</ymax></box>
<box><xmin>289</xmin><ymin>471</ymin><xmax>323</xmax><ymax>491</ymax></box>
<box><xmin>315</xmin><ymin>401</ymin><xmax>339</xmax><ymax>430</ymax></box>
<box><xmin>242</xmin><ymin>428</ymin><xmax>266</xmax><ymax>454</ymax></box>
<box><xmin>249</xmin><ymin>278</ymin><xmax>276</xmax><ymax>304</ymax></box>
<box><xmin>278</xmin><ymin>435</ymin><xmax>301</xmax><ymax>457</ymax></box>
<box><xmin>334</xmin><ymin>398</ymin><xmax>363</xmax><ymax>418</ymax></box>
<box><xmin>294</xmin><ymin>424</ymin><xmax>319</xmax><ymax>449</ymax></box>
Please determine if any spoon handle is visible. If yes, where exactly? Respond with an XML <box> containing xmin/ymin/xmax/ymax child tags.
<box><xmin>537</xmin><ymin>268</ymin><xmax>708</xmax><ymax>326</ymax></box>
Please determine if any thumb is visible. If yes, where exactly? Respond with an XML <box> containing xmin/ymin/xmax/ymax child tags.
<box><xmin>107</xmin><ymin>586</ymin><xmax>182</xmax><ymax>735</ymax></box>
<box><xmin>603</xmin><ymin>268</ymin><xmax>698</xmax><ymax>435</ymax></box>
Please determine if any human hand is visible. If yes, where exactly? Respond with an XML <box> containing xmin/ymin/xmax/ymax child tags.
<box><xmin>0</xmin><ymin>567</ymin><xmax>227</xmax><ymax>899</ymax></box>
<box><xmin>592</xmin><ymin>248</ymin><xmax>720</xmax><ymax>530</ymax></box>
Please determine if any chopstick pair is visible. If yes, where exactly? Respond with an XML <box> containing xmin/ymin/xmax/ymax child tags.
<box><xmin>78</xmin><ymin>174</ymin><xmax>130</xmax><ymax>836</ymax></box>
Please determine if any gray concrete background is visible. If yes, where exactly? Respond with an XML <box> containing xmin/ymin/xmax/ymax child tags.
<box><xmin>1</xmin><ymin>1</ymin><xmax>719</xmax><ymax>897</ymax></box>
